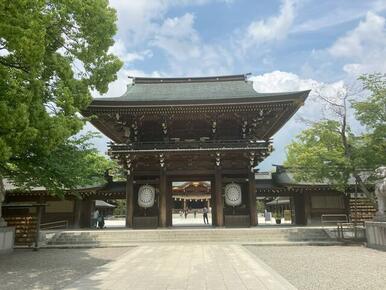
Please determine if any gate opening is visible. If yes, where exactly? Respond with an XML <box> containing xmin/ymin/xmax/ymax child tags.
<box><xmin>172</xmin><ymin>181</ymin><xmax>212</xmax><ymax>227</ymax></box>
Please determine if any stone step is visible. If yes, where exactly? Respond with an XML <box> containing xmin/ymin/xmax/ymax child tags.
<box><xmin>42</xmin><ymin>227</ymin><xmax>333</xmax><ymax>246</ymax></box>
<box><xmin>50</xmin><ymin>233</ymin><xmax>330</xmax><ymax>239</ymax></box>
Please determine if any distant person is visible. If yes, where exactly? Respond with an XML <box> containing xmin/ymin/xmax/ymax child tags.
<box><xmin>97</xmin><ymin>213</ymin><xmax>105</xmax><ymax>229</ymax></box>
<box><xmin>184</xmin><ymin>209</ymin><xmax>188</xmax><ymax>219</ymax></box>
<box><xmin>203</xmin><ymin>206</ymin><xmax>209</xmax><ymax>224</ymax></box>
<box><xmin>92</xmin><ymin>209</ymin><xmax>99</xmax><ymax>228</ymax></box>
<box><xmin>194</xmin><ymin>209</ymin><xmax>197</xmax><ymax>218</ymax></box>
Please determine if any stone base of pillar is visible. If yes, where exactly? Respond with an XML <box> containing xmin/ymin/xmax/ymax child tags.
<box><xmin>374</xmin><ymin>212</ymin><xmax>386</xmax><ymax>222</ymax></box>
<box><xmin>366</xmin><ymin>221</ymin><xmax>386</xmax><ymax>251</ymax></box>
<box><xmin>0</xmin><ymin>218</ymin><xmax>7</xmax><ymax>227</ymax></box>
<box><xmin>0</xmin><ymin>227</ymin><xmax>14</xmax><ymax>254</ymax></box>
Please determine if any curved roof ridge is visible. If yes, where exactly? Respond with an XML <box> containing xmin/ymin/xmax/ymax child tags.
<box><xmin>130</xmin><ymin>74</ymin><xmax>249</xmax><ymax>84</ymax></box>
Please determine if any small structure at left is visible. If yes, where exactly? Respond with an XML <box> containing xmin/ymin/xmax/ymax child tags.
<box><xmin>0</xmin><ymin>184</ymin><xmax>15</xmax><ymax>254</ymax></box>
<box><xmin>0</xmin><ymin>225</ymin><xmax>15</xmax><ymax>254</ymax></box>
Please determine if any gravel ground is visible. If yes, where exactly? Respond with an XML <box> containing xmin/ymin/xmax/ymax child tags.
<box><xmin>246</xmin><ymin>245</ymin><xmax>386</xmax><ymax>290</ymax></box>
<box><xmin>0</xmin><ymin>247</ymin><xmax>132</xmax><ymax>290</ymax></box>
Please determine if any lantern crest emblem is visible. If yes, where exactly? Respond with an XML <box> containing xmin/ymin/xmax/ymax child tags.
<box><xmin>138</xmin><ymin>185</ymin><xmax>155</xmax><ymax>208</ymax></box>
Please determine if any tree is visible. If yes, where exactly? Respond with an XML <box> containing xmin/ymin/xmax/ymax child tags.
<box><xmin>0</xmin><ymin>0</ymin><xmax>121</xmax><ymax>163</ymax></box>
<box><xmin>2</xmin><ymin>133</ymin><xmax>114</xmax><ymax>198</ymax></box>
<box><xmin>285</xmin><ymin>120</ymin><xmax>355</xmax><ymax>192</ymax></box>
<box><xmin>352</xmin><ymin>74</ymin><xmax>386</xmax><ymax>170</ymax></box>
<box><xmin>0</xmin><ymin>0</ymin><xmax>122</xmax><ymax>217</ymax></box>
<box><xmin>284</xmin><ymin>73</ymin><xmax>386</xmax><ymax>194</ymax></box>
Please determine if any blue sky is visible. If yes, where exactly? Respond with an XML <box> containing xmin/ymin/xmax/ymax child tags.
<box><xmin>87</xmin><ymin>0</ymin><xmax>386</xmax><ymax>171</ymax></box>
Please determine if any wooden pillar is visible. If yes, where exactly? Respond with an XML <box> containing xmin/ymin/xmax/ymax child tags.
<box><xmin>73</xmin><ymin>199</ymin><xmax>82</xmax><ymax>228</ymax></box>
<box><xmin>126</xmin><ymin>174</ymin><xmax>134</xmax><ymax>228</ymax></box>
<box><xmin>248</xmin><ymin>171</ymin><xmax>257</xmax><ymax>226</ymax></box>
<box><xmin>304</xmin><ymin>193</ymin><xmax>312</xmax><ymax>225</ymax></box>
<box><xmin>79</xmin><ymin>200</ymin><xmax>92</xmax><ymax>228</ymax></box>
<box><xmin>211</xmin><ymin>180</ymin><xmax>216</xmax><ymax>226</ymax></box>
<box><xmin>159</xmin><ymin>168</ymin><xmax>167</xmax><ymax>227</ymax></box>
<box><xmin>215</xmin><ymin>168</ymin><xmax>223</xmax><ymax>226</ymax></box>
<box><xmin>294</xmin><ymin>194</ymin><xmax>305</xmax><ymax>225</ymax></box>
<box><xmin>34</xmin><ymin>195</ymin><xmax>44</xmax><ymax>251</ymax></box>
<box><xmin>166</xmin><ymin>180</ymin><xmax>173</xmax><ymax>227</ymax></box>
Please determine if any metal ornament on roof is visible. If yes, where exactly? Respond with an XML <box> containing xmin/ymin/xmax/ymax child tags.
<box><xmin>138</xmin><ymin>185</ymin><xmax>155</xmax><ymax>208</ymax></box>
<box><xmin>224</xmin><ymin>183</ymin><xmax>242</xmax><ymax>207</ymax></box>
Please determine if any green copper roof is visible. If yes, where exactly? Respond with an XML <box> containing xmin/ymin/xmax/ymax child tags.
<box><xmin>92</xmin><ymin>74</ymin><xmax>310</xmax><ymax>105</ymax></box>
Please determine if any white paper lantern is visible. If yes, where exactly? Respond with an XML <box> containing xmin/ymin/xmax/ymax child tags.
<box><xmin>224</xmin><ymin>183</ymin><xmax>242</xmax><ymax>206</ymax></box>
<box><xmin>138</xmin><ymin>185</ymin><xmax>155</xmax><ymax>208</ymax></box>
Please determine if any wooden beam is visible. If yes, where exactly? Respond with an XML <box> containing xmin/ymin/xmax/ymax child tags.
<box><xmin>134</xmin><ymin>179</ymin><xmax>159</xmax><ymax>185</ymax></box>
<box><xmin>223</xmin><ymin>177</ymin><xmax>248</xmax><ymax>183</ymax></box>
<box><xmin>166</xmin><ymin>170</ymin><xmax>214</xmax><ymax>177</ymax></box>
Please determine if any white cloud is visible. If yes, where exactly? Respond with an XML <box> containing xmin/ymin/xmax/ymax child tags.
<box><xmin>153</xmin><ymin>13</ymin><xmax>234</xmax><ymax>76</ymax></box>
<box><xmin>292</xmin><ymin>0</ymin><xmax>386</xmax><ymax>33</ymax></box>
<box><xmin>153</xmin><ymin>13</ymin><xmax>200</xmax><ymax>61</ymax></box>
<box><xmin>251</xmin><ymin>70</ymin><xmax>316</xmax><ymax>93</ymax></box>
<box><xmin>109</xmin><ymin>0</ymin><xmax>234</xmax><ymax>46</ymax></box>
<box><xmin>109</xmin><ymin>40</ymin><xmax>153</xmax><ymax>63</ymax></box>
<box><xmin>241</xmin><ymin>0</ymin><xmax>296</xmax><ymax>50</ymax></box>
<box><xmin>108</xmin><ymin>1</ymin><xmax>236</xmax><ymax>76</ymax></box>
<box><xmin>251</xmin><ymin>71</ymin><xmax>350</xmax><ymax>121</ymax></box>
<box><xmin>109</xmin><ymin>0</ymin><xmax>167</xmax><ymax>46</ymax></box>
<box><xmin>328</xmin><ymin>12</ymin><xmax>386</xmax><ymax>75</ymax></box>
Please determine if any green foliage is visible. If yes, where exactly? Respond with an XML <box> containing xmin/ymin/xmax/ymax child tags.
<box><xmin>4</xmin><ymin>133</ymin><xmax>114</xmax><ymax>198</ymax></box>
<box><xmin>0</xmin><ymin>0</ymin><xmax>122</xmax><ymax>195</ymax></box>
<box><xmin>113</xmin><ymin>199</ymin><xmax>126</xmax><ymax>216</ymax></box>
<box><xmin>285</xmin><ymin>120</ymin><xmax>352</xmax><ymax>191</ymax></box>
<box><xmin>352</xmin><ymin>73</ymin><xmax>386</xmax><ymax>169</ymax></box>
<box><xmin>273</xmin><ymin>211</ymin><xmax>282</xmax><ymax>219</ymax></box>
<box><xmin>284</xmin><ymin>73</ymin><xmax>386</xmax><ymax>192</ymax></box>
<box><xmin>354</xmin><ymin>74</ymin><xmax>386</xmax><ymax>132</ymax></box>
<box><xmin>256</xmin><ymin>200</ymin><xmax>265</xmax><ymax>213</ymax></box>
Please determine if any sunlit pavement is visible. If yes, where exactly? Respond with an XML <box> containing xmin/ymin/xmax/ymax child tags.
<box><xmin>65</xmin><ymin>244</ymin><xmax>295</xmax><ymax>290</ymax></box>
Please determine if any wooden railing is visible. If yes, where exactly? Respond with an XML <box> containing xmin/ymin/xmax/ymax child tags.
<box><xmin>321</xmin><ymin>214</ymin><xmax>348</xmax><ymax>226</ymax></box>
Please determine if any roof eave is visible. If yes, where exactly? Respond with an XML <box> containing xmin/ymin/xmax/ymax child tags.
<box><xmin>87</xmin><ymin>90</ymin><xmax>310</xmax><ymax>108</ymax></box>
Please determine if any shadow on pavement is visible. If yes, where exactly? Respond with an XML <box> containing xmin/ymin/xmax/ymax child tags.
<box><xmin>0</xmin><ymin>247</ymin><xmax>131</xmax><ymax>290</ymax></box>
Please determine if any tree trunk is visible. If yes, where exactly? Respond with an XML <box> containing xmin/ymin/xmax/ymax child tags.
<box><xmin>354</xmin><ymin>173</ymin><xmax>371</xmax><ymax>197</ymax></box>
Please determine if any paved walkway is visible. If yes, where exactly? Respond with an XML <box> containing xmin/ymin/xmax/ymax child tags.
<box><xmin>65</xmin><ymin>245</ymin><xmax>295</xmax><ymax>290</ymax></box>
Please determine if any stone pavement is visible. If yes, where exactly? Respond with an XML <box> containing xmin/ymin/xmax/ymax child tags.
<box><xmin>65</xmin><ymin>244</ymin><xmax>296</xmax><ymax>290</ymax></box>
